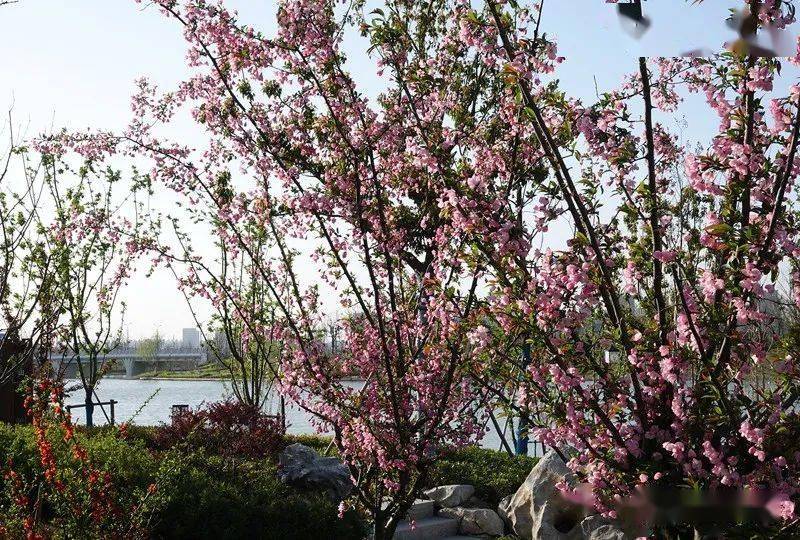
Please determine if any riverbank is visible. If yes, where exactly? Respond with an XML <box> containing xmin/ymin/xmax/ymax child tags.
<box><xmin>133</xmin><ymin>363</ymin><xmax>230</xmax><ymax>380</ymax></box>
<box><xmin>109</xmin><ymin>369</ymin><xmax>364</xmax><ymax>382</ymax></box>
<box><xmin>108</xmin><ymin>363</ymin><xmax>366</xmax><ymax>382</ymax></box>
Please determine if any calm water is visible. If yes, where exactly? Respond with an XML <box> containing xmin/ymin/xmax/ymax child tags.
<box><xmin>63</xmin><ymin>378</ymin><xmax>522</xmax><ymax>452</ymax></box>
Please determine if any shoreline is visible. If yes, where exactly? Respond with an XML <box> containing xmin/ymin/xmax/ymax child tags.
<box><xmin>101</xmin><ymin>374</ymin><xmax>229</xmax><ymax>382</ymax></box>
<box><xmin>138</xmin><ymin>376</ymin><xmax>228</xmax><ymax>382</ymax></box>
<box><xmin>100</xmin><ymin>374</ymin><xmax>366</xmax><ymax>383</ymax></box>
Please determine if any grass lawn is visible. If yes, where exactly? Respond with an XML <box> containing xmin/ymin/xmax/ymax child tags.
<box><xmin>137</xmin><ymin>362</ymin><xmax>231</xmax><ymax>380</ymax></box>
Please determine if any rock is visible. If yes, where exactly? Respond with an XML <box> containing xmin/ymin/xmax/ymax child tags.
<box><xmin>504</xmin><ymin>449</ymin><xmax>586</xmax><ymax>540</ymax></box>
<box><xmin>497</xmin><ymin>494</ymin><xmax>513</xmax><ymax>530</ymax></box>
<box><xmin>439</xmin><ymin>507</ymin><xmax>505</xmax><ymax>536</ymax></box>
<box><xmin>423</xmin><ymin>484</ymin><xmax>475</xmax><ymax>508</ymax></box>
<box><xmin>277</xmin><ymin>443</ymin><xmax>353</xmax><ymax>501</ymax></box>
<box><xmin>575</xmin><ymin>515</ymin><xmax>626</xmax><ymax>540</ymax></box>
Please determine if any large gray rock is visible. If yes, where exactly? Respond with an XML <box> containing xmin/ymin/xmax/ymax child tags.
<box><xmin>277</xmin><ymin>443</ymin><xmax>353</xmax><ymax>501</ymax></box>
<box><xmin>576</xmin><ymin>515</ymin><xmax>626</xmax><ymax>540</ymax></box>
<box><xmin>498</xmin><ymin>494</ymin><xmax>514</xmax><ymax>530</ymax></box>
<box><xmin>423</xmin><ymin>484</ymin><xmax>475</xmax><ymax>508</ymax></box>
<box><xmin>439</xmin><ymin>507</ymin><xmax>505</xmax><ymax>536</ymax></box>
<box><xmin>504</xmin><ymin>450</ymin><xmax>586</xmax><ymax>539</ymax></box>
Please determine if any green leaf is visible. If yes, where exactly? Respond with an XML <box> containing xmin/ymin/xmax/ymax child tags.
<box><xmin>705</xmin><ymin>223</ymin><xmax>732</xmax><ymax>235</ymax></box>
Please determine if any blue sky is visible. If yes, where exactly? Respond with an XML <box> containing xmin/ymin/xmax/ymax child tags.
<box><xmin>0</xmin><ymin>1</ymin><xmax>751</xmax><ymax>133</ymax></box>
<box><xmin>0</xmin><ymin>0</ymin><xmax>783</xmax><ymax>339</ymax></box>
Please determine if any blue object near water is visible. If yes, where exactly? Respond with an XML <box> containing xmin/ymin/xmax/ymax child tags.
<box><xmin>515</xmin><ymin>342</ymin><xmax>532</xmax><ymax>456</ymax></box>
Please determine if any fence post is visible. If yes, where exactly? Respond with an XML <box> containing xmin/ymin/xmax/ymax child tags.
<box><xmin>110</xmin><ymin>399</ymin><xmax>117</xmax><ymax>425</ymax></box>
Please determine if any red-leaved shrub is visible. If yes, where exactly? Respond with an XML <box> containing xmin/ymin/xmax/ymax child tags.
<box><xmin>154</xmin><ymin>399</ymin><xmax>285</xmax><ymax>460</ymax></box>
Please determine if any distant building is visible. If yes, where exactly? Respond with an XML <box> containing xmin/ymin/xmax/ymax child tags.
<box><xmin>182</xmin><ymin>328</ymin><xmax>201</xmax><ymax>349</ymax></box>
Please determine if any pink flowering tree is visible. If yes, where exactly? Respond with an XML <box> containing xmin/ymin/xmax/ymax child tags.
<box><xmin>452</xmin><ymin>0</ymin><xmax>800</xmax><ymax>535</ymax></box>
<box><xmin>42</xmin><ymin>0</ymin><xmax>516</xmax><ymax>536</ymax></box>
<box><xmin>41</xmin><ymin>0</ymin><xmax>800</xmax><ymax>535</ymax></box>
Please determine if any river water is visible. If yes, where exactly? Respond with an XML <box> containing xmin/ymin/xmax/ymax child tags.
<box><xmin>63</xmin><ymin>378</ymin><xmax>523</xmax><ymax>453</ymax></box>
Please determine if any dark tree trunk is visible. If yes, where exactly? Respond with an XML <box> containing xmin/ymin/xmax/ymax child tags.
<box><xmin>84</xmin><ymin>389</ymin><xmax>94</xmax><ymax>427</ymax></box>
<box><xmin>372</xmin><ymin>518</ymin><xmax>397</xmax><ymax>540</ymax></box>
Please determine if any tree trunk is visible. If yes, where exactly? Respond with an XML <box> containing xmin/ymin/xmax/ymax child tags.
<box><xmin>372</xmin><ymin>518</ymin><xmax>398</xmax><ymax>540</ymax></box>
<box><xmin>84</xmin><ymin>389</ymin><xmax>94</xmax><ymax>427</ymax></box>
<box><xmin>372</xmin><ymin>496</ymin><xmax>416</xmax><ymax>540</ymax></box>
<box><xmin>381</xmin><ymin>515</ymin><xmax>400</xmax><ymax>540</ymax></box>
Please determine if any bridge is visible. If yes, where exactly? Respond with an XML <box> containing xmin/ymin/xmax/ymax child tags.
<box><xmin>51</xmin><ymin>345</ymin><xmax>208</xmax><ymax>378</ymax></box>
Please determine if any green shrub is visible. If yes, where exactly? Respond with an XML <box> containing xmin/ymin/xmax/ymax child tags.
<box><xmin>78</xmin><ymin>423</ymin><xmax>159</xmax><ymax>449</ymax></box>
<box><xmin>1</xmin><ymin>423</ymin><xmax>525</xmax><ymax>536</ymax></box>
<box><xmin>0</xmin><ymin>423</ymin><xmax>38</xmax><ymax>511</ymax></box>
<box><xmin>83</xmin><ymin>429</ymin><xmax>159</xmax><ymax>490</ymax></box>
<box><xmin>0</xmin><ymin>423</ymin><xmax>37</xmax><ymax>470</ymax></box>
<box><xmin>427</xmin><ymin>446</ymin><xmax>538</xmax><ymax>506</ymax></box>
<box><xmin>0</xmin><ymin>417</ymin><xmax>164</xmax><ymax>537</ymax></box>
<box><xmin>0</xmin><ymin>423</ymin><xmax>365</xmax><ymax>539</ymax></box>
<box><xmin>152</xmin><ymin>452</ymin><xmax>364</xmax><ymax>540</ymax></box>
<box><xmin>119</xmin><ymin>424</ymin><xmax>160</xmax><ymax>448</ymax></box>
